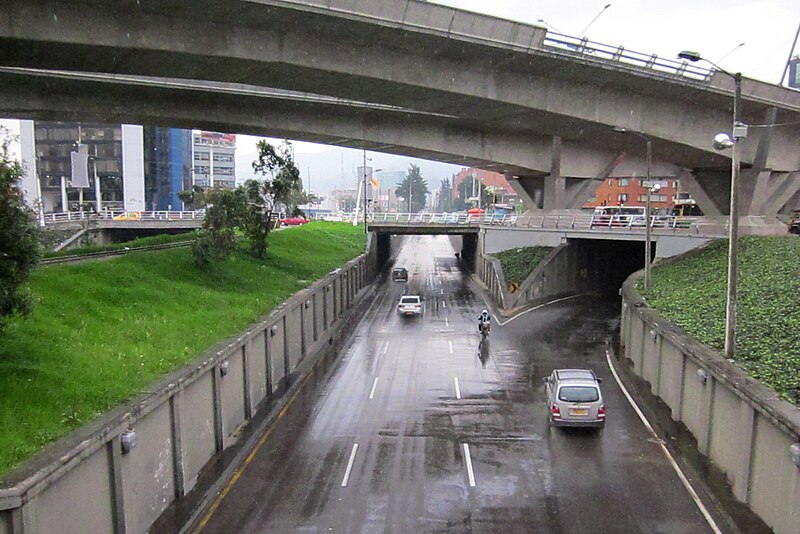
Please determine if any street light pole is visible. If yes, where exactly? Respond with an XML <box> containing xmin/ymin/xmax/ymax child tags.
<box><xmin>678</xmin><ymin>50</ymin><xmax>744</xmax><ymax>360</ymax></box>
<box><xmin>644</xmin><ymin>138</ymin><xmax>653</xmax><ymax>290</ymax></box>
<box><xmin>725</xmin><ymin>72</ymin><xmax>742</xmax><ymax>359</ymax></box>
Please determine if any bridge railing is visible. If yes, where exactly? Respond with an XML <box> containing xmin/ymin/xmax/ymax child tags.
<box><xmin>367</xmin><ymin>212</ymin><xmax>699</xmax><ymax>232</ymax></box>
<box><xmin>542</xmin><ymin>32</ymin><xmax>713</xmax><ymax>81</ymax></box>
<box><xmin>41</xmin><ymin>210</ymin><xmax>206</xmax><ymax>226</ymax></box>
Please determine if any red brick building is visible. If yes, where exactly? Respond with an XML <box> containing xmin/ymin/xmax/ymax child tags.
<box><xmin>583</xmin><ymin>177</ymin><xmax>679</xmax><ymax>212</ymax></box>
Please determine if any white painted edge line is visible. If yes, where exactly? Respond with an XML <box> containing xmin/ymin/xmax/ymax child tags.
<box><xmin>369</xmin><ymin>377</ymin><xmax>379</xmax><ymax>400</ymax></box>
<box><xmin>382</xmin><ymin>341</ymin><xmax>390</xmax><ymax>354</ymax></box>
<box><xmin>604</xmin><ymin>350</ymin><xmax>722</xmax><ymax>534</ymax></box>
<box><xmin>454</xmin><ymin>377</ymin><xmax>461</xmax><ymax>399</ymax></box>
<box><xmin>462</xmin><ymin>443</ymin><xmax>476</xmax><ymax>487</ymax></box>
<box><xmin>494</xmin><ymin>294</ymin><xmax>584</xmax><ymax>327</ymax></box>
<box><xmin>442</xmin><ymin>301</ymin><xmax>447</xmax><ymax>308</ymax></box>
<box><xmin>448</xmin><ymin>340</ymin><xmax>454</xmax><ymax>354</ymax></box>
<box><xmin>341</xmin><ymin>443</ymin><xmax>359</xmax><ymax>487</ymax></box>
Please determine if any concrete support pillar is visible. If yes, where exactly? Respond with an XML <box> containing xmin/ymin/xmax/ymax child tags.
<box><xmin>505</xmin><ymin>173</ymin><xmax>539</xmax><ymax>212</ymax></box>
<box><xmin>543</xmin><ymin>136</ymin><xmax>564</xmax><ymax>210</ymax></box>
<box><xmin>679</xmin><ymin>169</ymin><xmax>724</xmax><ymax>216</ymax></box>
<box><xmin>60</xmin><ymin>176</ymin><xmax>68</xmax><ymax>212</ymax></box>
<box><xmin>108</xmin><ymin>436</ymin><xmax>127</xmax><ymax>534</ymax></box>
<box><xmin>242</xmin><ymin>346</ymin><xmax>252</xmax><ymax>419</ymax></box>
<box><xmin>697</xmin><ymin>377</ymin><xmax>716</xmax><ymax>455</ymax></box>
<box><xmin>733</xmin><ymin>402</ymin><xmax>756</xmax><ymax>502</ymax></box>
<box><xmin>170</xmin><ymin>393</ymin><xmax>186</xmax><ymax>498</ymax></box>
<box><xmin>211</xmin><ymin>368</ymin><xmax>223</xmax><ymax>453</ymax></box>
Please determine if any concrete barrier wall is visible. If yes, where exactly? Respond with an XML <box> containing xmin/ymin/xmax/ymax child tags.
<box><xmin>0</xmin><ymin>253</ymin><xmax>374</xmax><ymax>534</ymax></box>
<box><xmin>479</xmin><ymin>240</ymin><xmax>589</xmax><ymax>311</ymax></box>
<box><xmin>621</xmin><ymin>276</ymin><xmax>800</xmax><ymax>534</ymax></box>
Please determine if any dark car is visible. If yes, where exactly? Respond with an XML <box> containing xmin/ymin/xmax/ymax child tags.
<box><xmin>392</xmin><ymin>267</ymin><xmax>408</xmax><ymax>281</ymax></box>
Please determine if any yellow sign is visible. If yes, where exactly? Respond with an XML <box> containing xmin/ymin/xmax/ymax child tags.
<box><xmin>508</xmin><ymin>282</ymin><xmax>520</xmax><ymax>293</ymax></box>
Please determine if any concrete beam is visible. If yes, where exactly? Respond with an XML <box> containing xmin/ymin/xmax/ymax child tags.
<box><xmin>2</xmin><ymin>1</ymin><xmax>800</xmax><ymax>171</ymax></box>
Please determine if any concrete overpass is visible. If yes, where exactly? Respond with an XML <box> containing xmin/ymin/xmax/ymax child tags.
<box><xmin>2</xmin><ymin>0</ymin><xmax>800</xmax><ymax>221</ymax></box>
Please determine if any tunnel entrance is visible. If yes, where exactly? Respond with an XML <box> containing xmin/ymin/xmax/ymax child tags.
<box><xmin>573</xmin><ymin>238</ymin><xmax>651</xmax><ymax>296</ymax></box>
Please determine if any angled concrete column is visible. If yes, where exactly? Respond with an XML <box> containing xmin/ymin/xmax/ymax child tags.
<box><xmin>681</xmin><ymin>170</ymin><xmax>725</xmax><ymax>216</ymax></box>
<box><xmin>755</xmin><ymin>170</ymin><xmax>800</xmax><ymax>215</ymax></box>
<box><xmin>542</xmin><ymin>136</ymin><xmax>564</xmax><ymax>209</ymax></box>
<box><xmin>504</xmin><ymin>174</ymin><xmax>539</xmax><ymax>212</ymax></box>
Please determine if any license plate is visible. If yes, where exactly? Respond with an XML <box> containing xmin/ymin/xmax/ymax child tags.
<box><xmin>570</xmin><ymin>408</ymin><xmax>589</xmax><ymax>416</ymax></box>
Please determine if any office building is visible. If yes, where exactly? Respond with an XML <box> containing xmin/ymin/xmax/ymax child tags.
<box><xmin>143</xmin><ymin>127</ymin><xmax>193</xmax><ymax>210</ymax></box>
<box><xmin>192</xmin><ymin>131</ymin><xmax>236</xmax><ymax>189</ymax></box>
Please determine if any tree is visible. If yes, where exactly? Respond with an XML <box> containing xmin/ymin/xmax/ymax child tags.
<box><xmin>456</xmin><ymin>174</ymin><xmax>490</xmax><ymax>208</ymax></box>
<box><xmin>0</xmin><ymin>128</ymin><xmax>41</xmax><ymax>328</ymax></box>
<box><xmin>395</xmin><ymin>164</ymin><xmax>429</xmax><ymax>213</ymax></box>
<box><xmin>191</xmin><ymin>188</ymin><xmax>241</xmax><ymax>267</ymax></box>
<box><xmin>245</xmin><ymin>140</ymin><xmax>303</xmax><ymax>257</ymax></box>
<box><xmin>436</xmin><ymin>177</ymin><xmax>453</xmax><ymax>212</ymax></box>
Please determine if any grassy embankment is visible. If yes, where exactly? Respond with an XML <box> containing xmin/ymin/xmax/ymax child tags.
<box><xmin>494</xmin><ymin>246</ymin><xmax>553</xmax><ymax>286</ymax></box>
<box><xmin>0</xmin><ymin>222</ymin><xmax>365</xmax><ymax>477</ymax></box>
<box><xmin>642</xmin><ymin>236</ymin><xmax>800</xmax><ymax>405</ymax></box>
<box><xmin>494</xmin><ymin>239</ymin><xmax>800</xmax><ymax>406</ymax></box>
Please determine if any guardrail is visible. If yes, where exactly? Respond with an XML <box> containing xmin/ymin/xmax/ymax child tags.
<box><xmin>541</xmin><ymin>32</ymin><xmax>713</xmax><ymax>81</ymax></box>
<box><xmin>366</xmin><ymin>212</ymin><xmax>699</xmax><ymax>232</ymax></box>
<box><xmin>41</xmin><ymin>210</ymin><xmax>206</xmax><ymax>226</ymax></box>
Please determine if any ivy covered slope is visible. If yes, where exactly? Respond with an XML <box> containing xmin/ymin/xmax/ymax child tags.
<box><xmin>643</xmin><ymin>236</ymin><xmax>800</xmax><ymax>405</ymax></box>
<box><xmin>494</xmin><ymin>246</ymin><xmax>553</xmax><ymax>286</ymax></box>
<box><xmin>0</xmin><ymin>222</ymin><xmax>365</xmax><ymax>477</ymax></box>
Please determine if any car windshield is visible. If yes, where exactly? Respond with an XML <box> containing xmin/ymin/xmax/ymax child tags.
<box><xmin>558</xmin><ymin>386</ymin><xmax>599</xmax><ymax>402</ymax></box>
<box><xmin>400</xmin><ymin>297</ymin><xmax>419</xmax><ymax>304</ymax></box>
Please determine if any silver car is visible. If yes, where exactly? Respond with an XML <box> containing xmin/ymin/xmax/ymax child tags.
<box><xmin>544</xmin><ymin>369</ymin><xmax>605</xmax><ymax>429</ymax></box>
<box><xmin>397</xmin><ymin>295</ymin><xmax>423</xmax><ymax>317</ymax></box>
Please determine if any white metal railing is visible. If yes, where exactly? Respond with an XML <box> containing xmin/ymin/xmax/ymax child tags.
<box><xmin>366</xmin><ymin>212</ymin><xmax>699</xmax><ymax>233</ymax></box>
<box><xmin>41</xmin><ymin>210</ymin><xmax>206</xmax><ymax>225</ymax></box>
<box><xmin>542</xmin><ymin>32</ymin><xmax>714</xmax><ymax>81</ymax></box>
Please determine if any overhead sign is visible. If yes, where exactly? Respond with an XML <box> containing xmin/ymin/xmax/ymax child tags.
<box><xmin>789</xmin><ymin>57</ymin><xmax>800</xmax><ymax>89</ymax></box>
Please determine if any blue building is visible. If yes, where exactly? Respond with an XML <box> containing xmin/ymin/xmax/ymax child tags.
<box><xmin>144</xmin><ymin>127</ymin><xmax>193</xmax><ymax>210</ymax></box>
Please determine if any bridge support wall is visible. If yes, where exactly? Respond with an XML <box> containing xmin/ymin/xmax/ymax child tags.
<box><xmin>0</xmin><ymin>249</ymin><xmax>381</xmax><ymax>534</ymax></box>
<box><xmin>620</xmin><ymin>271</ymin><xmax>800</xmax><ymax>534</ymax></box>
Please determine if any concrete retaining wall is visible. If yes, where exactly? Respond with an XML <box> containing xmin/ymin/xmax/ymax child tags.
<box><xmin>479</xmin><ymin>236</ymin><xmax>590</xmax><ymax>311</ymax></box>
<box><xmin>0</xmin><ymin>251</ymin><xmax>376</xmax><ymax>534</ymax></box>
<box><xmin>620</xmin><ymin>275</ymin><xmax>800</xmax><ymax>534</ymax></box>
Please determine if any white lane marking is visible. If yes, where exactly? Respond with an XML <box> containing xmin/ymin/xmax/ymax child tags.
<box><xmin>369</xmin><ymin>377</ymin><xmax>379</xmax><ymax>399</ymax></box>
<box><xmin>454</xmin><ymin>377</ymin><xmax>461</xmax><ymax>399</ymax></box>
<box><xmin>448</xmin><ymin>340</ymin><xmax>453</xmax><ymax>354</ymax></box>
<box><xmin>445</xmin><ymin>318</ymin><xmax>449</xmax><ymax>327</ymax></box>
<box><xmin>442</xmin><ymin>301</ymin><xmax>447</xmax><ymax>308</ymax></box>
<box><xmin>341</xmin><ymin>443</ymin><xmax>359</xmax><ymax>487</ymax></box>
<box><xmin>382</xmin><ymin>341</ymin><xmax>390</xmax><ymax>354</ymax></box>
<box><xmin>493</xmin><ymin>294</ymin><xmax>585</xmax><ymax>326</ymax></box>
<box><xmin>605</xmin><ymin>350</ymin><xmax>723</xmax><ymax>534</ymax></box>
<box><xmin>463</xmin><ymin>443</ymin><xmax>476</xmax><ymax>487</ymax></box>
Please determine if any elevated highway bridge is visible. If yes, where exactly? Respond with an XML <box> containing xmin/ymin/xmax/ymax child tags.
<box><xmin>2</xmin><ymin>0</ymin><xmax>799</xmax><ymax>226</ymax></box>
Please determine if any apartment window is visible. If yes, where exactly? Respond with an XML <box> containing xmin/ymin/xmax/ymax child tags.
<box><xmin>618</xmin><ymin>193</ymin><xmax>628</xmax><ymax>203</ymax></box>
<box><xmin>618</xmin><ymin>178</ymin><xmax>630</xmax><ymax>186</ymax></box>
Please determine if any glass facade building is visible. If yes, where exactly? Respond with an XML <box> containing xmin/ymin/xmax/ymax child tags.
<box><xmin>143</xmin><ymin>127</ymin><xmax>193</xmax><ymax>210</ymax></box>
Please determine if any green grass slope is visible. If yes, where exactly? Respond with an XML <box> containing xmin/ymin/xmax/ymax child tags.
<box><xmin>494</xmin><ymin>246</ymin><xmax>553</xmax><ymax>286</ymax></box>
<box><xmin>643</xmin><ymin>236</ymin><xmax>800</xmax><ymax>405</ymax></box>
<box><xmin>0</xmin><ymin>222</ymin><xmax>365</xmax><ymax>477</ymax></box>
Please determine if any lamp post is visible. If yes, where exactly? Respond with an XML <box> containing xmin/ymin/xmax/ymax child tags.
<box><xmin>678</xmin><ymin>50</ymin><xmax>744</xmax><ymax>360</ymax></box>
<box><xmin>612</xmin><ymin>127</ymin><xmax>654</xmax><ymax>290</ymax></box>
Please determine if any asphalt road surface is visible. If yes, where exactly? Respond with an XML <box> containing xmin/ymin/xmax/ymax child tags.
<box><xmin>193</xmin><ymin>235</ymin><xmax>722</xmax><ymax>534</ymax></box>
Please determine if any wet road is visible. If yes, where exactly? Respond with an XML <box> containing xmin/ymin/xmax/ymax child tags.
<box><xmin>195</xmin><ymin>235</ymin><xmax>719</xmax><ymax>533</ymax></box>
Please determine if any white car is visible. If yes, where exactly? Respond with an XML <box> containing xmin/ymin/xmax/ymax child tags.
<box><xmin>397</xmin><ymin>295</ymin><xmax>423</xmax><ymax>317</ymax></box>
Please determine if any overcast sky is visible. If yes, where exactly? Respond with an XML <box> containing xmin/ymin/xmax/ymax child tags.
<box><xmin>2</xmin><ymin>0</ymin><xmax>799</xmax><ymax>191</ymax></box>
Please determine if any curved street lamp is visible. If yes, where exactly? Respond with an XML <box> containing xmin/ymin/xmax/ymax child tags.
<box><xmin>678</xmin><ymin>50</ymin><xmax>746</xmax><ymax>360</ymax></box>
